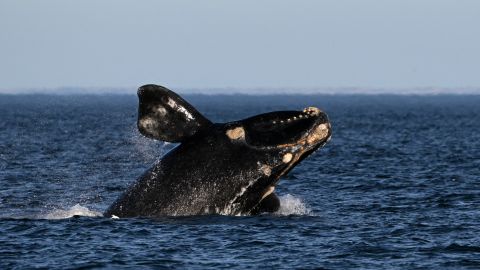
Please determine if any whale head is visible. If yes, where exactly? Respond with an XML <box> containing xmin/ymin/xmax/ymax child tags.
<box><xmin>222</xmin><ymin>106</ymin><xmax>331</xmax><ymax>214</ymax></box>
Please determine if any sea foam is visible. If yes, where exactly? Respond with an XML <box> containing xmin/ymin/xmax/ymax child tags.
<box><xmin>42</xmin><ymin>204</ymin><xmax>103</xmax><ymax>219</ymax></box>
<box><xmin>275</xmin><ymin>194</ymin><xmax>313</xmax><ymax>216</ymax></box>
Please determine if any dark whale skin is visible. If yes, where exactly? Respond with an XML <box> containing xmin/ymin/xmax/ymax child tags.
<box><xmin>105</xmin><ymin>125</ymin><xmax>284</xmax><ymax>217</ymax></box>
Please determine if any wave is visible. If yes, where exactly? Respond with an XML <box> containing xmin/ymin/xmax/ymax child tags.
<box><xmin>27</xmin><ymin>195</ymin><xmax>310</xmax><ymax>220</ymax></box>
<box><xmin>275</xmin><ymin>194</ymin><xmax>313</xmax><ymax>216</ymax></box>
<box><xmin>41</xmin><ymin>204</ymin><xmax>103</xmax><ymax>219</ymax></box>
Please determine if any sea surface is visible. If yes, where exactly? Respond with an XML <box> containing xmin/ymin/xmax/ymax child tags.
<box><xmin>1</xmin><ymin>94</ymin><xmax>479</xmax><ymax>269</ymax></box>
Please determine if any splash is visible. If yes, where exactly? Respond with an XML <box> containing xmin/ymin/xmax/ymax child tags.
<box><xmin>275</xmin><ymin>194</ymin><xmax>313</xmax><ymax>216</ymax></box>
<box><xmin>129</xmin><ymin>126</ymin><xmax>176</xmax><ymax>164</ymax></box>
<box><xmin>42</xmin><ymin>204</ymin><xmax>103</xmax><ymax>219</ymax></box>
<box><xmin>130</xmin><ymin>127</ymin><xmax>164</xmax><ymax>163</ymax></box>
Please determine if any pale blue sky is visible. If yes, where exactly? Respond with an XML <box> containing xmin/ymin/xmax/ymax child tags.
<box><xmin>1</xmin><ymin>0</ymin><xmax>479</xmax><ymax>92</ymax></box>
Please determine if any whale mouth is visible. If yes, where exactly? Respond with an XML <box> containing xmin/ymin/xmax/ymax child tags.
<box><xmin>243</xmin><ymin>107</ymin><xmax>331</xmax><ymax>149</ymax></box>
<box><xmin>224</xmin><ymin>107</ymin><xmax>332</xmax><ymax>215</ymax></box>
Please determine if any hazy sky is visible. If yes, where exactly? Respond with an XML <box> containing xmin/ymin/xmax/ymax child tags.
<box><xmin>1</xmin><ymin>0</ymin><xmax>479</xmax><ymax>92</ymax></box>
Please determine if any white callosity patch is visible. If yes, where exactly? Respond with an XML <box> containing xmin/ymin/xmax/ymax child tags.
<box><xmin>272</xmin><ymin>107</ymin><xmax>321</xmax><ymax>125</ymax></box>
<box><xmin>307</xmin><ymin>123</ymin><xmax>330</xmax><ymax>144</ymax></box>
<box><xmin>139</xmin><ymin>117</ymin><xmax>156</xmax><ymax>130</ymax></box>
<box><xmin>226</xmin><ymin>126</ymin><xmax>245</xmax><ymax>140</ymax></box>
<box><xmin>282</xmin><ymin>153</ymin><xmax>293</xmax><ymax>163</ymax></box>
<box><xmin>316</xmin><ymin>123</ymin><xmax>329</xmax><ymax>134</ymax></box>
<box><xmin>259</xmin><ymin>164</ymin><xmax>272</xmax><ymax>176</ymax></box>
<box><xmin>154</xmin><ymin>104</ymin><xmax>167</xmax><ymax>116</ymax></box>
<box><xmin>303</xmin><ymin>107</ymin><xmax>321</xmax><ymax>116</ymax></box>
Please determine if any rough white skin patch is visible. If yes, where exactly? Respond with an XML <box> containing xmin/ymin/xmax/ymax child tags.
<box><xmin>282</xmin><ymin>153</ymin><xmax>293</xmax><ymax>163</ymax></box>
<box><xmin>166</xmin><ymin>97</ymin><xmax>176</xmax><ymax>108</ymax></box>
<box><xmin>259</xmin><ymin>164</ymin><xmax>272</xmax><ymax>176</ymax></box>
<box><xmin>154</xmin><ymin>105</ymin><xmax>167</xmax><ymax>116</ymax></box>
<box><xmin>226</xmin><ymin>127</ymin><xmax>245</xmax><ymax>140</ymax></box>
<box><xmin>139</xmin><ymin>117</ymin><xmax>155</xmax><ymax>129</ymax></box>
<box><xmin>317</xmin><ymin>123</ymin><xmax>329</xmax><ymax>134</ymax></box>
<box><xmin>307</xmin><ymin>123</ymin><xmax>329</xmax><ymax>144</ymax></box>
<box><xmin>303</xmin><ymin>107</ymin><xmax>321</xmax><ymax>116</ymax></box>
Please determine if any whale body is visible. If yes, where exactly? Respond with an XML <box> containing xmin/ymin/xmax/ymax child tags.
<box><xmin>105</xmin><ymin>85</ymin><xmax>332</xmax><ymax>217</ymax></box>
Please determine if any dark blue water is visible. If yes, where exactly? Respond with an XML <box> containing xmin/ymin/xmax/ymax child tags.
<box><xmin>1</xmin><ymin>94</ymin><xmax>480</xmax><ymax>269</ymax></box>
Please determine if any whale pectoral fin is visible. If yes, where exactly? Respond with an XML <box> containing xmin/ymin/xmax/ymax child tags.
<box><xmin>137</xmin><ymin>84</ymin><xmax>212</xmax><ymax>142</ymax></box>
<box><xmin>251</xmin><ymin>192</ymin><xmax>280</xmax><ymax>215</ymax></box>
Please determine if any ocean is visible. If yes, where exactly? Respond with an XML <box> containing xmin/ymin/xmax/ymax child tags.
<box><xmin>1</xmin><ymin>94</ymin><xmax>479</xmax><ymax>269</ymax></box>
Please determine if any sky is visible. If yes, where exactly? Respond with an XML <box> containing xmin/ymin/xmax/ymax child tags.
<box><xmin>1</xmin><ymin>0</ymin><xmax>479</xmax><ymax>93</ymax></box>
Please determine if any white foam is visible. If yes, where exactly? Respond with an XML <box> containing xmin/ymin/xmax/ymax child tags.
<box><xmin>42</xmin><ymin>204</ymin><xmax>103</xmax><ymax>219</ymax></box>
<box><xmin>275</xmin><ymin>194</ymin><xmax>313</xmax><ymax>216</ymax></box>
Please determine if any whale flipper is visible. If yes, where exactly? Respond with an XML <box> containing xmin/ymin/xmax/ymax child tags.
<box><xmin>251</xmin><ymin>193</ymin><xmax>280</xmax><ymax>215</ymax></box>
<box><xmin>137</xmin><ymin>84</ymin><xmax>212</xmax><ymax>142</ymax></box>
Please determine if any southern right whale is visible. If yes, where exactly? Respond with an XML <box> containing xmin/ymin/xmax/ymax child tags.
<box><xmin>105</xmin><ymin>84</ymin><xmax>332</xmax><ymax>217</ymax></box>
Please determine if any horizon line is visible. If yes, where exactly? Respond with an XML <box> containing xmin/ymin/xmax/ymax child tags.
<box><xmin>1</xmin><ymin>86</ymin><xmax>480</xmax><ymax>95</ymax></box>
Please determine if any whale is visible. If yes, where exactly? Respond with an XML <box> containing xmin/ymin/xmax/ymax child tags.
<box><xmin>105</xmin><ymin>84</ymin><xmax>332</xmax><ymax>217</ymax></box>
